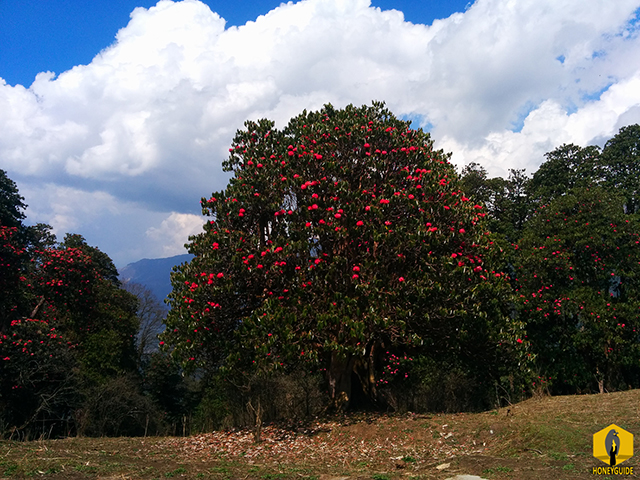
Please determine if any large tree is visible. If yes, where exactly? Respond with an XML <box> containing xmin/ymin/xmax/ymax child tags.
<box><xmin>163</xmin><ymin>103</ymin><xmax>520</xmax><ymax>410</ymax></box>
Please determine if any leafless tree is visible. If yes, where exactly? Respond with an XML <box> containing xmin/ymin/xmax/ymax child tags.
<box><xmin>122</xmin><ymin>281</ymin><xmax>166</xmax><ymax>359</ymax></box>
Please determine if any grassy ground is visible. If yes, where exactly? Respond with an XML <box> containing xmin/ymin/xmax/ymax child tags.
<box><xmin>2</xmin><ymin>389</ymin><xmax>640</xmax><ymax>479</ymax></box>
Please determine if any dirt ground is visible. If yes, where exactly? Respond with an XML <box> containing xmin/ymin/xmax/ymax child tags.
<box><xmin>2</xmin><ymin>389</ymin><xmax>640</xmax><ymax>479</ymax></box>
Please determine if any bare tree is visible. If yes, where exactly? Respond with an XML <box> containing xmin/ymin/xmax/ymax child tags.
<box><xmin>122</xmin><ymin>281</ymin><xmax>166</xmax><ymax>359</ymax></box>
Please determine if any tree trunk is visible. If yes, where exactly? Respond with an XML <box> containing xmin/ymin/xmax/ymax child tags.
<box><xmin>327</xmin><ymin>352</ymin><xmax>356</xmax><ymax>412</ymax></box>
<box><xmin>353</xmin><ymin>342</ymin><xmax>378</xmax><ymax>406</ymax></box>
<box><xmin>595</xmin><ymin>367</ymin><xmax>605</xmax><ymax>394</ymax></box>
<box><xmin>247</xmin><ymin>398</ymin><xmax>262</xmax><ymax>443</ymax></box>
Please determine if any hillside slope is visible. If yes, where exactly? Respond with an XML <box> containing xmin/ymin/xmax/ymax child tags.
<box><xmin>119</xmin><ymin>253</ymin><xmax>193</xmax><ymax>304</ymax></box>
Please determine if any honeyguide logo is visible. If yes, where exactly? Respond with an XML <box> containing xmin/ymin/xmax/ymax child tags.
<box><xmin>592</xmin><ymin>424</ymin><xmax>634</xmax><ymax>476</ymax></box>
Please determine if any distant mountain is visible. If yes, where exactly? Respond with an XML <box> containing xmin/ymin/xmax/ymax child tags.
<box><xmin>119</xmin><ymin>253</ymin><xmax>193</xmax><ymax>304</ymax></box>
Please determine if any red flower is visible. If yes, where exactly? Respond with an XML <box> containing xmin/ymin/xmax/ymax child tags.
<box><xmin>517</xmin><ymin>338</ymin><xmax>523</xmax><ymax>343</ymax></box>
<box><xmin>398</xmin><ymin>277</ymin><xmax>405</xmax><ymax>282</ymax></box>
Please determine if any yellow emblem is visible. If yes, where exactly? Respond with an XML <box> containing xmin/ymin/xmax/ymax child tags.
<box><xmin>593</xmin><ymin>424</ymin><xmax>633</xmax><ymax>466</ymax></box>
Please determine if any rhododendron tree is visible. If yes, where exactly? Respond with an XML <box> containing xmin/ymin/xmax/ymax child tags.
<box><xmin>0</xmin><ymin>170</ymin><xmax>140</xmax><ymax>436</ymax></box>
<box><xmin>515</xmin><ymin>187</ymin><xmax>640</xmax><ymax>393</ymax></box>
<box><xmin>164</xmin><ymin>103</ymin><xmax>521</xmax><ymax>410</ymax></box>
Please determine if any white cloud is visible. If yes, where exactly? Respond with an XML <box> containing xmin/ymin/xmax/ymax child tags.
<box><xmin>2</xmin><ymin>0</ymin><xmax>640</xmax><ymax>263</ymax></box>
<box><xmin>443</xmin><ymin>71</ymin><xmax>640</xmax><ymax>177</ymax></box>
<box><xmin>146</xmin><ymin>212</ymin><xmax>204</xmax><ymax>258</ymax></box>
<box><xmin>19</xmin><ymin>181</ymin><xmax>200</xmax><ymax>266</ymax></box>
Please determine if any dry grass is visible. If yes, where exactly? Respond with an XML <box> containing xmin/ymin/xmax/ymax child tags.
<box><xmin>1</xmin><ymin>389</ymin><xmax>640</xmax><ymax>479</ymax></box>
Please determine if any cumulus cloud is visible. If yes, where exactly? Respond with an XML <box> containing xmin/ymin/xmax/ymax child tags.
<box><xmin>146</xmin><ymin>212</ymin><xmax>204</xmax><ymax>258</ymax></box>
<box><xmin>2</xmin><ymin>0</ymin><xmax>640</xmax><ymax>264</ymax></box>
<box><xmin>19</xmin><ymin>181</ymin><xmax>203</xmax><ymax>266</ymax></box>
<box><xmin>442</xmin><ymin>70</ymin><xmax>640</xmax><ymax>177</ymax></box>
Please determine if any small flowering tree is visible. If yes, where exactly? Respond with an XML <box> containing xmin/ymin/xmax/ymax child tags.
<box><xmin>164</xmin><ymin>103</ymin><xmax>519</xmax><ymax>410</ymax></box>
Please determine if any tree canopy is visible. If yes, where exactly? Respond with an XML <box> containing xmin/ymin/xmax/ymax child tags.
<box><xmin>163</xmin><ymin>103</ymin><xmax>521</xmax><ymax>410</ymax></box>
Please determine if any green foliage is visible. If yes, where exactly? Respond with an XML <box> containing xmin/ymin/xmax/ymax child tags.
<box><xmin>61</xmin><ymin>233</ymin><xmax>121</xmax><ymax>286</ymax></box>
<box><xmin>515</xmin><ymin>187</ymin><xmax>640</xmax><ymax>393</ymax></box>
<box><xmin>600</xmin><ymin>124</ymin><xmax>640</xmax><ymax>213</ymax></box>
<box><xmin>142</xmin><ymin>352</ymin><xmax>190</xmax><ymax>426</ymax></box>
<box><xmin>529</xmin><ymin>143</ymin><xmax>600</xmax><ymax>204</ymax></box>
<box><xmin>164</xmin><ymin>102</ymin><xmax>520</xmax><ymax>410</ymax></box>
<box><xmin>0</xmin><ymin>170</ymin><xmax>143</xmax><ymax>438</ymax></box>
<box><xmin>460</xmin><ymin>166</ymin><xmax>533</xmax><ymax>242</ymax></box>
<box><xmin>0</xmin><ymin>169</ymin><xmax>26</xmax><ymax>228</ymax></box>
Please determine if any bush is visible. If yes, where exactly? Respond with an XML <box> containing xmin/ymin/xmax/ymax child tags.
<box><xmin>76</xmin><ymin>375</ymin><xmax>163</xmax><ymax>437</ymax></box>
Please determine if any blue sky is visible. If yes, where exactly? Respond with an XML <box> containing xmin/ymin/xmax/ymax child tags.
<box><xmin>1</xmin><ymin>0</ymin><xmax>470</xmax><ymax>87</ymax></box>
<box><xmin>1</xmin><ymin>0</ymin><xmax>639</xmax><ymax>267</ymax></box>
